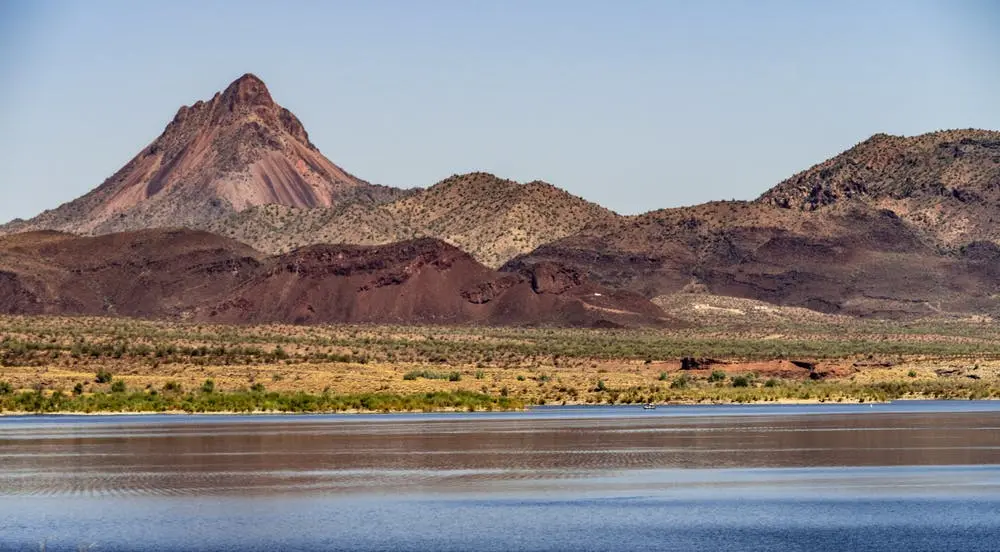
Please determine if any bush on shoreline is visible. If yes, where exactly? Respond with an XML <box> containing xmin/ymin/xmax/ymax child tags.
<box><xmin>3</xmin><ymin>377</ymin><xmax>995</xmax><ymax>415</ymax></box>
<box><xmin>0</xmin><ymin>389</ymin><xmax>522</xmax><ymax>414</ymax></box>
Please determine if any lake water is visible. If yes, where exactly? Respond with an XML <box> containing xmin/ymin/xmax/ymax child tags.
<box><xmin>2</xmin><ymin>401</ymin><xmax>1000</xmax><ymax>551</ymax></box>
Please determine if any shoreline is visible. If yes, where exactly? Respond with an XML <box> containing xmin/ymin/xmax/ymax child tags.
<box><xmin>3</xmin><ymin>395</ymin><xmax>996</xmax><ymax>417</ymax></box>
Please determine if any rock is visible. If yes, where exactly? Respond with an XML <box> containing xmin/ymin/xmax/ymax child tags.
<box><xmin>680</xmin><ymin>357</ymin><xmax>723</xmax><ymax>370</ymax></box>
<box><xmin>527</xmin><ymin>262</ymin><xmax>585</xmax><ymax>294</ymax></box>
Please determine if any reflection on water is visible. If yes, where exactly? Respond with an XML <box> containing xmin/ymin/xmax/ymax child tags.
<box><xmin>3</xmin><ymin>408</ymin><xmax>1000</xmax><ymax>497</ymax></box>
<box><xmin>1</xmin><ymin>402</ymin><xmax>1000</xmax><ymax>551</ymax></box>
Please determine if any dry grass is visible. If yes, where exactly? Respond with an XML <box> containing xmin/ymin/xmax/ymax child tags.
<box><xmin>1</xmin><ymin>314</ymin><xmax>999</xmax><ymax>411</ymax></box>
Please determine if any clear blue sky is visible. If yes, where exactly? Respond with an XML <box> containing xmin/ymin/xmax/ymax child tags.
<box><xmin>1</xmin><ymin>0</ymin><xmax>998</xmax><ymax>222</ymax></box>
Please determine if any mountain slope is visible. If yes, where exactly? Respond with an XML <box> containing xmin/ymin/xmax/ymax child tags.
<box><xmin>0</xmin><ymin>229</ymin><xmax>670</xmax><ymax>327</ymax></box>
<box><xmin>202</xmin><ymin>200</ymin><xmax>415</xmax><ymax>255</ymax></box>
<box><xmin>0</xmin><ymin>229</ymin><xmax>262</xmax><ymax>317</ymax></box>
<box><xmin>1</xmin><ymin>74</ymin><xmax>402</xmax><ymax>236</ymax></box>
<box><xmin>758</xmin><ymin>129</ymin><xmax>1000</xmax><ymax>247</ymax></box>
<box><xmin>204</xmin><ymin>172</ymin><xmax>619</xmax><ymax>266</ymax></box>
<box><xmin>383</xmin><ymin>172</ymin><xmax>619</xmax><ymax>267</ymax></box>
<box><xmin>507</xmin><ymin>130</ymin><xmax>1000</xmax><ymax>318</ymax></box>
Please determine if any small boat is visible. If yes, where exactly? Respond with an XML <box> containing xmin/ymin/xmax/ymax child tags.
<box><xmin>642</xmin><ymin>403</ymin><xmax>656</xmax><ymax>410</ymax></box>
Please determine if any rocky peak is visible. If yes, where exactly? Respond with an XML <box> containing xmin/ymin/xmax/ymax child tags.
<box><xmin>219</xmin><ymin>73</ymin><xmax>274</xmax><ymax>110</ymax></box>
<box><xmin>0</xmin><ymin>72</ymin><xmax>380</xmax><ymax>237</ymax></box>
<box><xmin>164</xmin><ymin>74</ymin><xmax>313</xmax><ymax>151</ymax></box>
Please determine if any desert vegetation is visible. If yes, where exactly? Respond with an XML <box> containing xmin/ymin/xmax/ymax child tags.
<box><xmin>1</xmin><ymin>314</ymin><xmax>998</xmax><ymax>413</ymax></box>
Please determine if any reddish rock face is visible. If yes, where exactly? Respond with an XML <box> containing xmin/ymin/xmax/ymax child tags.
<box><xmin>2</xmin><ymin>74</ymin><xmax>402</xmax><ymax>237</ymax></box>
<box><xmin>208</xmin><ymin>74</ymin><xmax>311</xmax><ymax>147</ymax></box>
<box><xmin>0</xmin><ymin>230</ymin><xmax>674</xmax><ymax>328</ymax></box>
<box><xmin>527</xmin><ymin>262</ymin><xmax>586</xmax><ymax>295</ymax></box>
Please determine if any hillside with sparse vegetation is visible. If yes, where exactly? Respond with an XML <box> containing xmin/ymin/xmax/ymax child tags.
<box><xmin>203</xmin><ymin>171</ymin><xmax>619</xmax><ymax>267</ymax></box>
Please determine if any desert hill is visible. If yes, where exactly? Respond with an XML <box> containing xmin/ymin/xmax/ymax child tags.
<box><xmin>0</xmin><ymin>229</ymin><xmax>261</xmax><ymax>317</ymax></box>
<box><xmin>1</xmin><ymin>74</ymin><xmax>403</xmax><ymax>236</ymax></box>
<box><xmin>382</xmin><ymin>172</ymin><xmax>619</xmax><ymax>267</ymax></box>
<box><xmin>202</xmin><ymin>200</ymin><xmax>411</xmax><ymax>255</ymax></box>
<box><xmin>203</xmin><ymin>171</ymin><xmax>618</xmax><ymax>267</ymax></box>
<box><xmin>506</xmin><ymin>188</ymin><xmax>1000</xmax><ymax>318</ymax></box>
<box><xmin>758</xmin><ymin>129</ymin><xmax>1000</xmax><ymax>247</ymax></box>
<box><xmin>0</xmin><ymin>229</ymin><xmax>670</xmax><ymax>327</ymax></box>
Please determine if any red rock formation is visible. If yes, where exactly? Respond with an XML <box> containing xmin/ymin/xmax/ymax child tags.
<box><xmin>3</xmin><ymin>74</ymin><xmax>401</xmax><ymax>236</ymax></box>
<box><xmin>0</xmin><ymin>230</ymin><xmax>673</xmax><ymax>327</ymax></box>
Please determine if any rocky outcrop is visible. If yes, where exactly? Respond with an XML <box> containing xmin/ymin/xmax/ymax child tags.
<box><xmin>526</xmin><ymin>262</ymin><xmax>586</xmax><ymax>294</ymax></box>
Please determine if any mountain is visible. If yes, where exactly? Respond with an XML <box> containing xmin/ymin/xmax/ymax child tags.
<box><xmin>203</xmin><ymin>172</ymin><xmax>618</xmax><ymax>267</ymax></box>
<box><xmin>758</xmin><ymin>129</ymin><xmax>1000</xmax><ymax>247</ymax></box>
<box><xmin>506</xmin><ymin>130</ymin><xmax>1000</xmax><ymax>318</ymax></box>
<box><xmin>1</xmin><ymin>74</ymin><xmax>403</xmax><ymax>236</ymax></box>
<box><xmin>0</xmin><ymin>73</ymin><xmax>615</xmax><ymax>268</ymax></box>
<box><xmin>0</xmin><ymin>229</ymin><xmax>671</xmax><ymax>327</ymax></box>
<box><xmin>3</xmin><ymin>73</ymin><xmax>999</xmax><ymax>321</ymax></box>
<box><xmin>383</xmin><ymin>172</ymin><xmax>619</xmax><ymax>267</ymax></box>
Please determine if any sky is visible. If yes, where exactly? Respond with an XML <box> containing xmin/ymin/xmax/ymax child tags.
<box><xmin>1</xmin><ymin>0</ymin><xmax>998</xmax><ymax>222</ymax></box>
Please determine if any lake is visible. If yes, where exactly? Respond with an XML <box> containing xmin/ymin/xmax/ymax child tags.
<box><xmin>2</xmin><ymin>401</ymin><xmax>1000</xmax><ymax>551</ymax></box>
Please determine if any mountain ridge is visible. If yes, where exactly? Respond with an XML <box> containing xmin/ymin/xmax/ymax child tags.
<box><xmin>2</xmin><ymin>73</ymin><xmax>1000</xmax><ymax>319</ymax></box>
<box><xmin>757</xmin><ymin>128</ymin><xmax>1000</xmax><ymax>248</ymax></box>
<box><xmin>201</xmin><ymin>171</ymin><xmax>618</xmax><ymax>267</ymax></box>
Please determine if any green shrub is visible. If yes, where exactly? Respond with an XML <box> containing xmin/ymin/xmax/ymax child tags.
<box><xmin>764</xmin><ymin>379</ymin><xmax>779</xmax><ymax>388</ymax></box>
<box><xmin>163</xmin><ymin>381</ymin><xmax>182</xmax><ymax>392</ymax></box>
<box><xmin>595</xmin><ymin>380</ymin><xmax>607</xmax><ymax>392</ymax></box>
<box><xmin>0</xmin><ymin>388</ymin><xmax>523</xmax><ymax>414</ymax></box>
<box><xmin>110</xmin><ymin>380</ymin><xmax>126</xmax><ymax>393</ymax></box>
<box><xmin>908</xmin><ymin>370</ymin><xmax>917</xmax><ymax>378</ymax></box>
<box><xmin>201</xmin><ymin>379</ymin><xmax>216</xmax><ymax>393</ymax></box>
<box><xmin>0</xmin><ymin>381</ymin><xmax>12</xmax><ymax>395</ymax></box>
<box><xmin>403</xmin><ymin>370</ymin><xmax>461</xmax><ymax>381</ymax></box>
<box><xmin>658</xmin><ymin>372</ymin><xmax>668</xmax><ymax>381</ymax></box>
<box><xmin>250</xmin><ymin>382</ymin><xmax>266</xmax><ymax>393</ymax></box>
<box><xmin>72</xmin><ymin>382</ymin><xmax>84</xmax><ymax>395</ymax></box>
<box><xmin>708</xmin><ymin>370</ymin><xmax>726</xmax><ymax>383</ymax></box>
<box><xmin>95</xmin><ymin>370</ymin><xmax>113</xmax><ymax>384</ymax></box>
<box><xmin>732</xmin><ymin>375</ymin><xmax>750</xmax><ymax>388</ymax></box>
<box><xmin>670</xmin><ymin>373</ymin><xmax>690</xmax><ymax>389</ymax></box>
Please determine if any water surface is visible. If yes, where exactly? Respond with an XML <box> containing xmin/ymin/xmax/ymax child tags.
<box><xmin>2</xmin><ymin>401</ymin><xmax>999</xmax><ymax>551</ymax></box>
